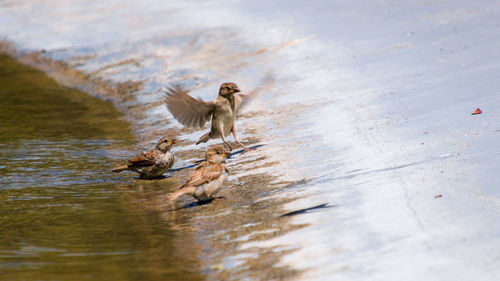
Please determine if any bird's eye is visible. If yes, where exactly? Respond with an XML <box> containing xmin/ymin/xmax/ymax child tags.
<box><xmin>226</xmin><ymin>87</ymin><xmax>230</xmax><ymax>90</ymax></box>
<box><xmin>216</xmin><ymin>151</ymin><xmax>220</xmax><ymax>154</ymax></box>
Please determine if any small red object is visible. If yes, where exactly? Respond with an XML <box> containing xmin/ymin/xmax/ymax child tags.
<box><xmin>471</xmin><ymin>108</ymin><xmax>482</xmax><ymax>115</ymax></box>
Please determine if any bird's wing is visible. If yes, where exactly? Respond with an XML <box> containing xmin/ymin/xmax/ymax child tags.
<box><xmin>128</xmin><ymin>150</ymin><xmax>157</xmax><ymax>166</ymax></box>
<box><xmin>164</xmin><ymin>84</ymin><xmax>215</xmax><ymax>128</ymax></box>
<box><xmin>235</xmin><ymin>74</ymin><xmax>274</xmax><ymax>114</ymax></box>
<box><xmin>234</xmin><ymin>94</ymin><xmax>245</xmax><ymax>113</ymax></box>
<box><xmin>180</xmin><ymin>162</ymin><xmax>223</xmax><ymax>188</ymax></box>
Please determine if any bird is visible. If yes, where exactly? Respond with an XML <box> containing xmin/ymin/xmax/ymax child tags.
<box><xmin>167</xmin><ymin>145</ymin><xmax>230</xmax><ymax>202</ymax></box>
<box><xmin>111</xmin><ymin>137</ymin><xmax>176</xmax><ymax>179</ymax></box>
<box><xmin>164</xmin><ymin>82</ymin><xmax>250</xmax><ymax>152</ymax></box>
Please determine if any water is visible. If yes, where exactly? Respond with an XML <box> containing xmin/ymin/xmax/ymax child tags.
<box><xmin>0</xmin><ymin>54</ymin><xmax>204</xmax><ymax>280</ymax></box>
<box><xmin>2</xmin><ymin>1</ymin><xmax>500</xmax><ymax>280</ymax></box>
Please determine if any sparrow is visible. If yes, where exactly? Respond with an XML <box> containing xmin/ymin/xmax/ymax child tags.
<box><xmin>111</xmin><ymin>137</ymin><xmax>176</xmax><ymax>179</ymax></box>
<box><xmin>164</xmin><ymin>82</ymin><xmax>250</xmax><ymax>152</ymax></box>
<box><xmin>167</xmin><ymin>145</ymin><xmax>230</xmax><ymax>202</ymax></box>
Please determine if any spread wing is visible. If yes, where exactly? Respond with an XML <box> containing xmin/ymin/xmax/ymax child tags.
<box><xmin>164</xmin><ymin>84</ymin><xmax>215</xmax><ymax>128</ymax></box>
<box><xmin>234</xmin><ymin>74</ymin><xmax>274</xmax><ymax>114</ymax></box>
<box><xmin>128</xmin><ymin>150</ymin><xmax>157</xmax><ymax>167</ymax></box>
<box><xmin>180</xmin><ymin>162</ymin><xmax>223</xmax><ymax>188</ymax></box>
<box><xmin>235</xmin><ymin>95</ymin><xmax>244</xmax><ymax>113</ymax></box>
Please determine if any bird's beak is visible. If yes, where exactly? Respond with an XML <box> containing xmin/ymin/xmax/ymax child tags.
<box><xmin>169</xmin><ymin>139</ymin><xmax>177</xmax><ymax>145</ymax></box>
<box><xmin>222</xmin><ymin>151</ymin><xmax>231</xmax><ymax>157</ymax></box>
<box><xmin>231</xmin><ymin>87</ymin><xmax>241</xmax><ymax>94</ymax></box>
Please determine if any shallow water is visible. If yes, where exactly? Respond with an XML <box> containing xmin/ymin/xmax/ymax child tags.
<box><xmin>2</xmin><ymin>1</ymin><xmax>500</xmax><ymax>280</ymax></box>
<box><xmin>0</xmin><ymin>54</ymin><xmax>204</xmax><ymax>280</ymax></box>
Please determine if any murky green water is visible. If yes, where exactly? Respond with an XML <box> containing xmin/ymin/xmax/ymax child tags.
<box><xmin>0</xmin><ymin>53</ymin><xmax>204</xmax><ymax>280</ymax></box>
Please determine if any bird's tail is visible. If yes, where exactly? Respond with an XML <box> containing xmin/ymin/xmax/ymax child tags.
<box><xmin>111</xmin><ymin>165</ymin><xmax>129</xmax><ymax>173</ymax></box>
<box><xmin>167</xmin><ymin>186</ymin><xmax>196</xmax><ymax>202</ymax></box>
<box><xmin>196</xmin><ymin>132</ymin><xmax>211</xmax><ymax>145</ymax></box>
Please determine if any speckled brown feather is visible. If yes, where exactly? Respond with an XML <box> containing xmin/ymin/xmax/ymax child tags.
<box><xmin>111</xmin><ymin>137</ymin><xmax>176</xmax><ymax>179</ymax></box>
<box><xmin>167</xmin><ymin>145</ymin><xmax>229</xmax><ymax>202</ymax></box>
<box><xmin>179</xmin><ymin>161</ymin><xmax>225</xmax><ymax>189</ymax></box>
<box><xmin>128</xmin><ymin>150</ymin><xmax>159</xmax><ymax>167</ymax></box>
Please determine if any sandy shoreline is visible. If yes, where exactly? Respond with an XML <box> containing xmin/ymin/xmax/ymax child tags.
<box><xmin>0</xmin><ymin>40</ymin><xmax>304</xmax><ymax>280</ymax></box>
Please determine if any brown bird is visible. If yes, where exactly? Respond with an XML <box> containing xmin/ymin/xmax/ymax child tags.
<box><xmin>111</xmin><ymin>137</ymin><xmax>176</xmax><ymax>179</ymax></box>
<box><xmin>167</xmin><ymin>145</ymin><xmax>230</xmax><ymax>202</ymax></box>
<box><xmin>164</xmin><ymin>82</ymin><xmax>250</xmax><ymax>152</ymax></box>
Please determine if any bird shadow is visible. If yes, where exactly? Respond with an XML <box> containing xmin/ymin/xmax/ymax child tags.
<box><xmin>227</xmin><ymin>144</ymin><xmax>265</xmax><ymax>159</ymax></box>
<box><xmin>133</xmin><ymin>174</ymin><xmax>172</xmax><ymax>180</ymax></box>
<box><xmin>179</xmin><ymin>199</ymin><xmax>213</xmax><ymax>209</ymax></box>
<box><xmin>168</xmin><ymin>197</ymin><xmax>226</xmax><ymax>211</ymax></box>
<box><xmin>168</xmin><ymin>164</ymin><xmax>197</xmax><ymax>173</ymax></box>
<box><xmin>280</xmin><ymin>203</ymin><xmax>335</xmax><ymax>217</ymax></box>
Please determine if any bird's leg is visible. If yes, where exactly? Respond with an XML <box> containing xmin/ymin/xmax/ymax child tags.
<box><xmin>218</xmin><ymin>124</ymin><xmax>233</xmax><ymax>151</ymax></box>
<box><xmin>232</xmin><ymin>124</ymin><xmax>250</xmax><ymax>153</ymax></box>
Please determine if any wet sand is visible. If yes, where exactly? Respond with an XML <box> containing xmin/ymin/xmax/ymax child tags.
<box><xmin>0</xmin><ymin>47</ymin><xmax>305</xmax><ymax>280</ymax></box>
